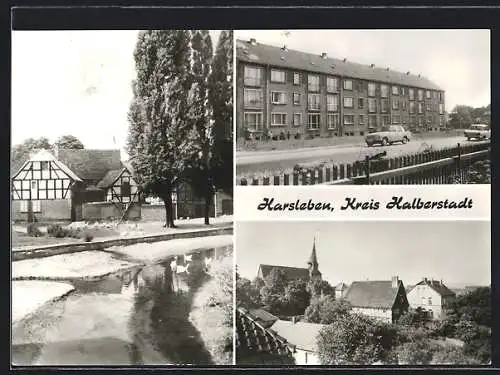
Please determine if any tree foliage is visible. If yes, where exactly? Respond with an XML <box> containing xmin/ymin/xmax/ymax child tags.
<box><xmin>127</xmin><ymin>30</ymin><xmax>197</xmax><ymax>228</ymax></box>
<box><xmin>236</xmin><ymin>276</ymin><xmax>262</xmax><ymax>309</ymax></box>
<box><xmin>55</xmin><ymin>135</ymin><xmax>85</xmax><ymax>149</ymax></box>
<box><xmin>304</xmin><ymin>295</ymin><xmax>351</xmax><ymax>324</ymax></box>
<box><xmin>449</xmin><ymin>104</ymin><xmax>491</xmax><ymax>129</ymax></box>
<box><xmin>12</xmin><ymin>137</ymin><xmax>52</xmax><ymax>172</ymax></box>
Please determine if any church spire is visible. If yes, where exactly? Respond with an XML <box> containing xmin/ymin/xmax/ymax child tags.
<box><xmin>307</xmin><ymin>237</ymin><xmax>321</xmax><ymax>281</ymax></box>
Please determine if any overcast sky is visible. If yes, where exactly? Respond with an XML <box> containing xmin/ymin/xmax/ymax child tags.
<box><xmin>236</xmin><ymin>221</ymin><xmax>490</xmax><ymax>288</ymax></box>
<box><xmin>11</xmin><ymin>30</ymin><xmax>222</xmax><ymax>156</ymax></box>
<box><xmin>237</xmin><ymin>29</ymin><xmax>490</xmax><ymax>112</ymax></box>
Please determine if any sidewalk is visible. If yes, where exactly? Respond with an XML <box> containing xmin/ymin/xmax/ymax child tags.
<box><xmin>12</xmin><ymin>222</ymin><xmax>233</xmax><ymax>262</ymax></box>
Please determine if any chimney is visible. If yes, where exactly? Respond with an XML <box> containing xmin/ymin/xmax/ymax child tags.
<box><xmin>370</xmin><ymin>64</ymin><xmax>375</xmax><ymax>68</ymax></box>
<box><xmin>440</xmin><ymin>279</ymin><xmax>443</xmax><ymax>286</ymax></box>
<box><xmin>343</xmin><ymin>57</ymin><xmax>347</xmax><ymax>62</ymax></box>
<box><xmin>406</xmin><ymin>71</ymin><xmax>410</xmax><ymax>75</ymax></box>
<box><xmin>391</xmin><ymin>276</ymin><xmax>399</xmax><ymax>288</ymax></box>
<box><xmin>386</xmin><ymin>67</ymin><xmax>390</xmax><ymax>71</ymax></box>
<box><xmin>249</xmin><ymin>38</ymin><xmax>257</xmax><ymax>46</ymax></box>
<box><xmin>321</xmin><ymin>52</ymin><xmax>328</xmax><ymax>59</ymax></box>
<box><xmin>281</xmin><ymin>45</ymin><xmax>288</xmax><ymax>51</ymax></box>
<box><xmin>418</xmin><ymin>74</ymin><xmax>421</xmax><ymax>78</ymax></box>
<box><xmin>423</xmin><ymin>277</ymin><xmax>428</xmax><ymax>283</ymax></box>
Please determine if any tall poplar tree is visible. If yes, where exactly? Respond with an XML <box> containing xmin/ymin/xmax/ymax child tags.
<box><xmin>127</xmin><ymin>30</ymin><xmax>195</xmax><ymax>228</ymax></box>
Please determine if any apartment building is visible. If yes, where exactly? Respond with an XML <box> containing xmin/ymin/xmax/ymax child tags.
<box><xmin>236</xmin><ymin>38</ymin><xmax>446</xmax><ymax>140</ymax></box>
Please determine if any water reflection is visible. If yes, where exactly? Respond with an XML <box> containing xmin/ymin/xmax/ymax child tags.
<box><xmin>11</xmin><ymin>246</ymin><xmax>233</xmax><ymax>366</ymax></box>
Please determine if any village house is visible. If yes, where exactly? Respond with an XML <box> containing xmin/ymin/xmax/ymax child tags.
<box><xmin>406</xmin><ymin>277</ymin><xmax>456</xmax><ymax>320</ymax></box>
<box><xmin>11</xmin><ymin>148</ymin><xmax>232</xmax><ymax>223</ymax></box>
<box><xmin>343</xmin><ymin>276</ymin><xmax>409</xmax><ymax>323</ymax></box>
<box><xmin>335</xmin><ymin>282</ymin><xmax>348</xmax><ymax>299</ymax></box>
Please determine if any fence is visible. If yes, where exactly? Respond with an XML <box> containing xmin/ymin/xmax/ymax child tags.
<box><xmin>238</xmin><ymin>141</ymin><xmax>490</xmax><ymax>186</ymax></box>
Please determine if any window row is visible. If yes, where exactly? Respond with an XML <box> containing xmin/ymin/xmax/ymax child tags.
<box><xmin>244</xmin><ymin>65</ymin><xmax>444</xmax><ymax>101</ymax></box>
<box><xmin>244</xmin><ymin>111</ymin><xmax>445</xmax><ymax>130</ymax></box>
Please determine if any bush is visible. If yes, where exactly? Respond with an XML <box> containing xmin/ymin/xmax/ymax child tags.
<box><xmin>27</xmin><ymin>223</ymin><xmax>43</xmax><ymax>237</ymax></box>
<box><xmin>47</xmin><ymin>224</ymin><xmax>82</xmax><ymax>239</ymax></box>
<box><xmin>83</xmin><ymin>232</ymin><xmax>94</xmax><ymax>242</ymax></box>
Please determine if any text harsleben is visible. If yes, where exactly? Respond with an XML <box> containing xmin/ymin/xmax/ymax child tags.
<box><xmin>256</xmin><ymin>196</ymin><xmax>473</xmax><ymax>211</ymax></box>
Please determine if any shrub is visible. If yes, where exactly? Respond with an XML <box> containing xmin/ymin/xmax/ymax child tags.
<box><xmin>83</xmin><ymin>232</ymin><xmax>94</xmax><ymax>242</ymax></box>
<box><xmin>27</xmin><ymin>223</ymin><xmax>43</xmax><ymax>237</ymax></box>
<box><xmin>47</xmin><ymin>224</ymin><xmax>82</xmax><ymax>239</ymax></box>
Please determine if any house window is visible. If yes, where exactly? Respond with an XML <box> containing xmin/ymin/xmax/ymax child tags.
<box><xmin>369</xmin><ymin>115</ymin><xmax>377</xmax><ymax>128</ymax></box>
<box><xmin>327</xmin><ymin>94</ymin><xmax>338</xmax><ymax>111</ymax></box>
<box><xmin>392</xmin><ymin>99</ymin><xmax>399</xmax><ymax>110</ymax></box>
<box><xmin>308</xmin><ymin>94</ymin><xmax>320</xmax><ymax>110</ymax></box>
<box><xmin>418</xmin><ymin>89</ymin><xmax>424</xmax><ymax>101</ymax></box>
<box><xmin>343</xmin><ymin>97</ymin><xmax>353</xmax><ymax>108</ymax></box>
<box><xmin>428</xmin><ymin>297</ymin><xmax>432</xmax><ymax>305</ymax></box>
<box><xmin>440</xmin><ymin>116</ymin><xmax>446</xmax><ymax>126</ymax></box>
<box><xmin>271</xmin><ymin>91</ymin><xmax>286</xmax><ymax>105</ymax></box>
<box><xmin>382</xmin><ymin>115</ymin><xmax>390</xmax><ymax>126</ymax></box>
<box><xmin>410</xmin><ymin>102</ymin><xmax>416</xmax><ymax>114</ymax></box>
<box><xmin>426</xmin><ymin>90</ymin><xmax>431</xmax><ymax>99</ymax></box>
<box><xmin>33</xmin><ymin>200</ymin><xmax>41</xmax><ymax>213</ymax></box>
<box><xmin>368</xmin><ymin>83</ymin><xmax>376</xmax><ymax>97</ymax></box>
<box><xmin>392</xmin><ymin>86</ymin><xmax>399</xmax><ymax>95</ymax></box>
<box><xmin>327</xmin><ymin>113</ymin><xmax>339</xmax><ymax>129</ymax></box>
<box><xmin>427</xmin><ymin>116</ymin><xmax>432</xmax><ymax>125</ymax></box>
<box><xmin>244</xmin><ymin>112</ymin><xmax>263</xmax><ymax>131</ymax></box>
<box><xmin>392</xmin><ymin>115</ymin><xmax>400</xmax><ymax>124</ymax></box>
<box><xmin>402</xmin><ymin>101</ymin><xmax>407</xmax><ymax>111</ymax></box>
<box><xmin>418</xmin><ymin>103</ymin><xmax>423</xmax><ymax>114</ymax></box>
<box><xmin>402</xmin><ymin>116</ymin><xmax>407</xmax><ymax>125</ymax></box>
<box><xmin>20</xmin><ymin>200</ymin><xmax>41</xmax><ymax>213</ymax></box>
<box><xmin>271</xmin><ymin>69</ymin><xmax>286</xmax><ymax>83</ymax></box>
<box><xmin>343</xmin><ymin>115</ymin><xmax>354</xmax><ymax>125</ymax></box>
<box><xmin>439</xmin><ymin>104</ymin><xmax>444</xmax><ymax>114</ymax></box>
<box><xmin>308</xmin><ymin>75</ymin><xmax>320</xmax><ymax>92</ymax></box>
<box><xmin>380</xmin><ymin>84</ymin><xmax>389</xmax><ymax>98</ymax></box>
<box><xmin>381</xmin><ymin>99</ymin><xmax>389</xmax><ymax>113</ymax></box>
<box><xmin>122</xmin><ymin>181</ymin><xmax>131</xmax><ymax>198</ymax></box>
<box><xmin>327</xmin><ymin>77</ymin><xmax>338</xmax><ymax>92</ymax></box>
<box><xmin>368</xmin><ymin>98</ymin><xmax>377</xmax><ymax>113</ymax></box>
<box><xmin>401</xmin><ymin>87</ymin><xmax>406</xmax><ymax>96</ymax></box>
<box><xmin>293</xmin><ymin>72</ymin><xmax>300</xmax><ymax>85</ymax></box>
<box><xmin>243</xmin><ymin>88</ymin><xmax>263</xmax><ymax>108</ymax></box>
<box><xmin>308</xmin><ymin>113</ymin><xmax>320</xmax><ymax>130</ymax></box>
<box><xmin>293</xmin><ymin>113</ymin><xmax>302</xmax><ymax>126</ymax></box>
<box><xmin>244</xmin><ymin>66</ymin><xmax>262</xmax><ymax>86</ymax></box>
<box><xmin>409</xmin><ymin>88</ymin><xmax>415</xmax><ymax>100</ymax></box>
<box><xmin>343</xmin><ymin>79</ymin><xmax>353</xmax><ymax>90</ymax></box>
<box><xmin>439</xmin><ymin>92</ymin><xmax>443</xmax><ymax>101</ymax></box>
<box><xmin>426</xmin><ymin>103</ymin><xmax>431</xmax><ymax>111</ymax></box>
<box><xmin>293</xmin><ymin>92</ymin><xmax>301</xmax><ymax>105</ymax></box>
<box><xmin>271</xmin><ymin>113</ymin><xmax>287</xmax><ymax>126</ymax></box>
<box><xmin>359</xmin><ymin>114</ymin><xmax>365</xmax><ymax>124</ymax></box>
<box><xmin>358</xmin><ymin>98</ymin><xmax>364</xmax><ymax>109</ymax></box>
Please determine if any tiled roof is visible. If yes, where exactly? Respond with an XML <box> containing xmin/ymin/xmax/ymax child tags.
<box><xmin>269</xmin><ymin>320</ymin><xmax>327</xmax><ymax>353</ymax></box>
<box><xmin>236</xmin><ymin>39</ymin><xmax>444</xmax><ymax>91</ymax></box>
<box><xmin>258</xmin><ymin>264</ymin><xmax>309</xmax><ymax>281</ymax></box>
<box><xmin>57</xmin><ymin>149</ymin><xmax>122</xmax><ymax>181</ymax></box>
<box><xmin>344</xmin><ymin>280</ymin><xmax>402</xmax><ymax>309</ymax></box>
<box><xmin>413</xmin><ymin>279</ymin><xmax>456</xmax><ymax>297</ymax></box>
<box><xmin>97</xmin><ymin>169</ymin><xmax>125</xmax><ymax>188</ymax></box>
<box><xmin>236</xmin><ymin>307</ymin><xmax>294</xmax><ymax>357</ymax></box>
<box><xmin>248</xmin><ymin>308</ymin><xmax>279</xmax><ymax>328</ymax></box>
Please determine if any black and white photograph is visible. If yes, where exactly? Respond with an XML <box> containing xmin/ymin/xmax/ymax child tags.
<box><xmin>235</xmin><ymin>30</ymin><xmax>491</xmax><ymax>186</ymax></box>
<box><xmin>236</xmin><ymin>221</ymin><xmax>491</xmax><ymax>366</ymax></box>
<box><xmin>11</xmin><ymin>30</ymin><xmax>234</xmax><ymax>365</ymax></box>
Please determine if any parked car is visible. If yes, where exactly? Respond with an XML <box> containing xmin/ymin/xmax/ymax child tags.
<box><xmin>464</xmin><ymin>124</ymin><xmax>491</xmax><ymax>141</ymax></box>
<box><xmin>364</xmin><ymin>125</ymin><xmax>412</xmax><ymax>147</ymax></box>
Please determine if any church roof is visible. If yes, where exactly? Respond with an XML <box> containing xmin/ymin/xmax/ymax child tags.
<box><xmin>308</xmin><ymin>237</ymin><xmax>318</xmax><ymax>265</ymax></box>
<box><xmin>258</xmin><ymin>264</ymin><xmax>309</xmax><ymax>281</ymax></box>
<box><xmin>344</xmin><ymin>280</ymin><xmax>403</xmax><ymax>309</ymax></box>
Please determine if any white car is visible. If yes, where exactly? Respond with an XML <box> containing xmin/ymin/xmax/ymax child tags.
<box><xmin>464</xmin><ymin>124</ymin><xmax>491</xmax><ymax>141</ymax></box>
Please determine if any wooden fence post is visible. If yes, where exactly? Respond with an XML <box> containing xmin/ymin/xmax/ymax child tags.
<box><xmin>365</xmin><ymin>155</ymin><xmax>370</xmax><ymax>185</ymax></box>
<box><xmin>457</xmin><ymin>142</ymin><xmax>462</xmax><ymax>183</ymax></box>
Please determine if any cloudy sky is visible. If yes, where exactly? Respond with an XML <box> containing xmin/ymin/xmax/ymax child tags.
<box><xmin>237</xmin><ymin>29</ymin><xmax>490</xmax><ymax>112</ymax></box>
<box><xmin>11</xmin><ymin>30</ymin><xmax>222</xmax><ymax>155</ymax></box>
<box><xmin>236</xmin><ymin>220</ymin><xmax>491</xmax><ymax>287</ymax></box>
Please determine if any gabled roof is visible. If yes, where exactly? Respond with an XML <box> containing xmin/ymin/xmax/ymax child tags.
<box><xmin>258</xmin><ymin>264</ymin><xmax>309</xmax><ymax>281</ymax></box>
<box><xmin>412</xmin><ymin>279</ymin><xmax>456</xmax><ymax>297</ymax></box>
<box><xmin>12</xmin><ymin>149</ymin><xmax>82</xmax><ymax>182</ymax></box>
<box><xmin>236</xmin><ymin>39</ymin><xmax>444</xmax><ymax>91</ymax></box>
<box><xmin>269</xmin><ymin>320</ymin><xmax>327</xmax><ymax>353</ymax></box>
<box><xmin>57</xmin><ymin>149</ymin><xmax>122</xmax><ymax>181</ymax></box>
<box><xmin>344</xmin><ymin>280</ymin><xmax>403</xmax><ymax>309</ymax></box>
<box><xmin>97</xmin><ymin>169</ymin><xmax>125</xmax><ymax>188</ymax></box>
<box><xmin>248</xmin><ymin>308</ymin><xmax>279</xmax><ymax>328</ymax></box>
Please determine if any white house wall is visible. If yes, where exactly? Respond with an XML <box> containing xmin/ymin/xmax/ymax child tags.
<box><xmin>106</xmin><ymin>171</ymin><xmax>139</xmax><ymax>203</ymax></box>
<box><xmin>293</xmin><ymin>349</ymin><xmax>321</xmax><ymax>366</ymax></box>
<box><xmin>407</xmin><ymin>285</ymin><xmax>445</xmax><ymax>319</ymax></box>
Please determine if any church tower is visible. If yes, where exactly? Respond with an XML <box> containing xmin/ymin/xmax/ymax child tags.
<box><xmin>307</xmin><ymin>237</ymin><xmax>322</xmax><ymax>282</ymax></box>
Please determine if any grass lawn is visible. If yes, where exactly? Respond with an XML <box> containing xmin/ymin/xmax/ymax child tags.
<box><xmin>11</xmin><ymin>227</ymin><xmax>119</xmax><ymax>248</ymax></box>
<box><xmin>237</xmin><ymin>129</ymin><xmax>466</xmax><ymax>152</ymax></box>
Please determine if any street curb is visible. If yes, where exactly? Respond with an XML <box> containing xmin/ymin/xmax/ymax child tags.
<box><xmin>12</xmin><ymin>226</ymin><xmax>234</xmax><ymax>262</ymax></box>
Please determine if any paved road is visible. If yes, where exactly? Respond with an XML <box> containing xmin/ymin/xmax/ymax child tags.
<box><xmin>236</xmin><ymin>136</ymin><xmax>486</xmax><ymax>176</ymax></box>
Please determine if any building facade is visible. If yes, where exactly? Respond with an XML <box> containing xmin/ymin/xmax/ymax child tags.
<box><xmin>343</xmin><ymin>276</ymin><xmax>410</xmax><ymax>323</ymax></box>
<box><xmin>407</xmin><ymin>278</ymin><xmax>456</xmax><ymax>320</ymax></box>
<box><xmin>236</xmin><ymin>38</ymin><xmax>446</xmax><ymax>140</ymax></box>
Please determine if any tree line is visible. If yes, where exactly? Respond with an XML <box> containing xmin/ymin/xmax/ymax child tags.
<box><xmin>127</xmin><ymin>30</ymin><xmax>233</xmax><ymax>228</ymax></box>
<box><xmin>448</xmin><ymin>104</ymin><xmax>491</xmax><ymax>129</ymax></box>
